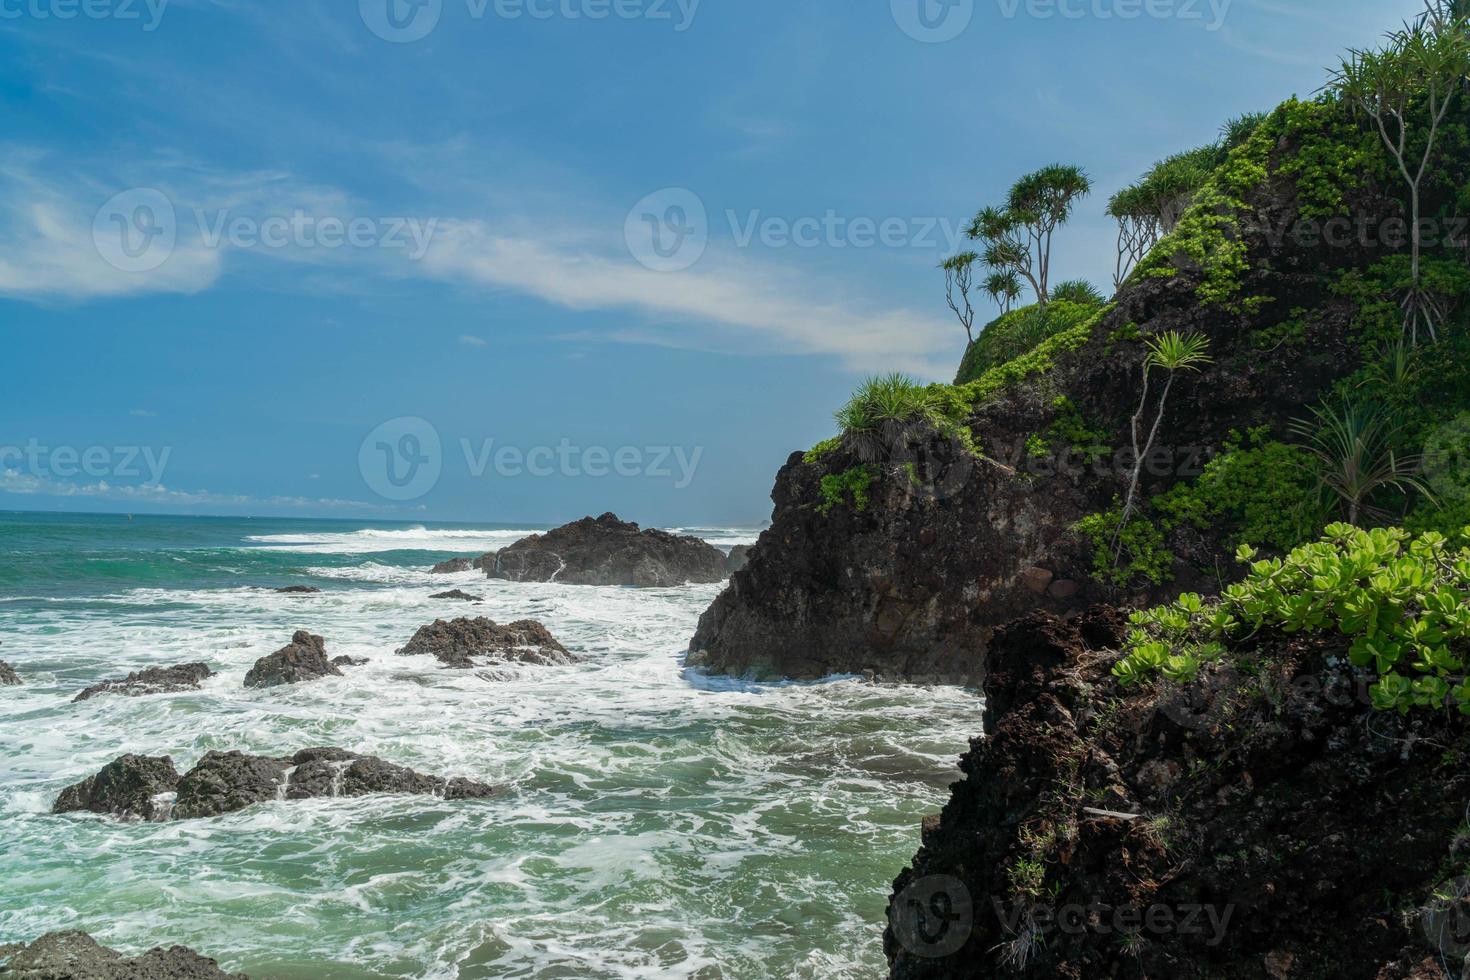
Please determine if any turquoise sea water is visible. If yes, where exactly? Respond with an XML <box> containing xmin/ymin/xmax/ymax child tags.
<box><xmin>0</xmin><ymin>511</ymin><xmax>979</xmax><ymax>978</ymax></box>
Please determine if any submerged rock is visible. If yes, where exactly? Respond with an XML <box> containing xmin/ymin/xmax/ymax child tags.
<box><xmin>0</xmin><ymin>930</ymin><xmax>245</xmax><ymax>979</ymax></box>
<box><xmin>58</xmin><ymin>748</ymin><xmax>498</xmax><ymax>822</ymax></box>
<box><xmin>482</xmin><ymin>513</ymin><xmax>727</xmax><ymax>587</ymax></box>
<box><xmin>243</xmin><ymin>631</ymin><xmax>341</xmax><ymax>689</ymax></box>
<box><xmin>0</xmin><ymin>660</ymin><xmax>19</xmax><ymax>685</ymax></box>
<box><xmin>273</xmin><ymin>586</ymin><xmax>321</xmax><ymax>595</ymax></box>
<box><xmin>430</xmin><ymin>558</ymin><xmax>473</xmax><ymax>574</ymax></box>
<box><xmin>74</xmin><ymin>663</ymin><xmax>214</xmax><ymax>703</ymax></box>
<box><xmin>52</xmin><ymin>754</ymin><xmax>182</xmax><ymax>821</ymax></box>
<box><xmin>330</xmin><ymin>655</ymin><xmax>369</xmax><ymax>668</ymax></box>
<box><xmin>397</xmin><ymin>617</ymin><xmax>577</xmax><ymax>670</ymax></box>
<box><xmin>430</xmin><ymin>589</ymin><xmax>483</xmax><ymax>602</ymax></box>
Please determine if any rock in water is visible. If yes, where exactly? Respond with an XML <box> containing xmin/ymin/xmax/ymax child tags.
<box><xmin>164</xmin><ymin>748</ymin><xmax>497</xmax><ymax>819</ymax></box>
<box><xmin>724</xmin><ymin>544</ymin><xmax>753</xmax><ymax>574</ymax></box>
<box><xmin>430</xmin><ymin>558</ymin><xmax>473</xmax><ymax>574</ymax></box>
<box><xmin>0</xmin><ymin>660</ymin><xmax>19</xmax><ymax>685</ymax></box>
<box><xmin>52</xmin><ymin>754</ymin><xmax>182</xmax><ymax>821</ymax></box>
<box><xmin>430</xmin><ymin>589</ymin><xmax>483</xmax><ymax>602</ymax></box>
<box><xmin>0</xmin><ymin>930</ymin><xmax>246</xmax><ymax>979</ymax></box>
<box><xmin>243</xmin><ymin>631</ymin><xmax>341</xmax><ymax>688</ymax></box>
<box><xmin>73</xmin><ymin>663</ymin><xmax>214</xmax><ymax>703</ymax></box>
<box><xmin>482</xmin><ymin>513</ymin><xmax>726</xmax><ymax>587</ymax></box>
<box><xmin>330</xmin><ymin>655</ymin><xmax>369</xmax><ymax>668</ymax></box>
<box><xmin>397</xmin><ymin>617</ymin><xmax>577</xmax><ymax>670</ymax></box>
<box><xmin>274</xmin><ymin>586</ymin><xmax>321</xmax><ymax>594</ymax></box>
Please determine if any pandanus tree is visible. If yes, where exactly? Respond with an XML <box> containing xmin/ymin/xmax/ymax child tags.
<box><xmin>1331</xmin><ymin>12</ymin><xmax>1470</xmax><ymax>342</ymax></box>
<box><xmin>1107</xmin><ymin>146</ymin><xmax>1218</xmax><ymax>292</ymax></box>
<box><xmin>984</xmin><ymin>270</ymin><xmax>1023</xmax><ymax>315</ymax></box>
<box><xmin>940</xmin><ymin>251</ymin><xmax>980</xmax><ymax>347</ymax></box>
<box><xmin>967</xmin><ymin>165</ymin><xmax>1092</xmax><ymax>307</ymax></box>
<box><xmin>1290</xmin><ymin>401</ymin><xmax>1434</xmax><ymax>525</ymax></box>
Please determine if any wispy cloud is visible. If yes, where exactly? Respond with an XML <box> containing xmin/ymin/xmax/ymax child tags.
<box><xmin>421</xmin><ymin>221</ymin><xmax>956</xmax><ymax>375</ymax></box>
<box><xmin>458</xmin><ymin>334</ymin><xmax>488</xmax><ymax>348</ymax></box>
<box><xmin>0</xmin><ymin>468</ymin><xmax>383</xmax><ymax>511</ymax></box>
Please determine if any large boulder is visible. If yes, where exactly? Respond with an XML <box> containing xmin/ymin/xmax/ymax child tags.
<box><xmin>430</xmin><ymin>589</ymin><xmax>482</xmax><ymax>602</ymax></box>
<box><xmin>58</xmin><ymin>748</ymin><xmax>498</xmax><ymax>822</ymax></box>
<box><xmin>724</xmin><ymin>545</ymin><xmax>753</xmax><ymax>575</ymax></box>
<box><xmin>483</xmin><ymin>513</ymin><xmax>727</xmax><ymax>587</ymax></box>
<box><xmin>0</xmin><ymin>931</ymin><xmax>245</xmax><ymax>979</ymax></box>
<box><xmin>52</xmin><ymin>754</ymin><xmax>182</xmax><ymax>821</ymax></box>
<box><xmin>396</xmin><ymin>617</ymin><xmax>577</xmax><ymax>670</ymax></box>
<box><xmin>74</xmin><ymin>663</ymin><xmax>214</xmax><ymax>703</ymax></box>
<box><xmin>431</xmin><ymin>558</ymin><xmax>473</xmax><ymax>574</ymax></box>
<box><xmin>243</xmin><ymin>631</ymin><xmax>341</xmax><ymax>689</ymax></box>
<box><xmin>0</xmin><ymin>660</ymin><xmax>19</xmax><ymax>685</ymax></box>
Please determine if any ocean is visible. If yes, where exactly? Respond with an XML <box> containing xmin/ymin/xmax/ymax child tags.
<box><xmin>0</xmin><ymin>511</ymin><xmax>979</xmax><ymax>978</ymax></box>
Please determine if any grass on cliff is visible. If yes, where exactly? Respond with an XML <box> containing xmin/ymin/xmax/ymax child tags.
<box><xmin>955</xmin><ymin>299</ymin><xmax>1105</xmax><ymax>385</ymax></box>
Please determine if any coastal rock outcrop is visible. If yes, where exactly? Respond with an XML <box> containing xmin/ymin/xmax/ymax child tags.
<box><xmin>273</xmin><ymin>586</ymin><xmax>321</xmax><ymax>595</ymax></box>
<box><xmin>0</xmin><ymin>931</ymin><xmax>245</xmax><ymax>980</ymax></box>
<box><xmin>482</xmin><ymin>514</ymin><xmax>727</xmax><ymax>587</ymax></box>
<box><xmin>724</xmin><ymin>545</ymin><xmax>752</xmax><ymax>575</ymax></box>
<box><xmin>884</xmin><ymin>608</ymin><xmax>1470</xmax><ymax>977</ymax></box>
<box><xmin>243</xmin><ymin>631</ymin><xmax>341</xmax><ymax>688</ymax></box>
<box><xmin>56</xmin><ymin>748</ymin><xmax>498</xmax><ymax>822</ymax></box>
<box><xmin>396</xmin><ymin>617</ymin><xmax>576</xmax><ymax>670</ymax></box>
<box><xmin>74</xmin><ymin>663</ymin><xmax>214</xmax><ymax>703</ymax></box>
<box><xmin>430</xmin><ymin>589</ymin><xmax>482</xmax><ymax>602</ymax></box>
<box><xmin>431</xmin><ymin>558</ymin><xmax>473</xmax><ymax>574</ymax></box>
<box><xmin>52</xmin><ymin>754</ymin><xmax>182</xmax><ymax>821</ymax></box>
<box><xmin>0</xmin><ymin>660</ymin><xmax>19</xmax><ymax>685</ymax></box>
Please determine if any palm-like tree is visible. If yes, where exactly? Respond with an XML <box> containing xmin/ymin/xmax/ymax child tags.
<box><xmin>984</xmin><ymin>270</ymin><xmax>1023</xmax><ymax>315</ymax></box>
<box><xmin>1290</xmin><ymin>401</ymin><xmax>1433</xmax><ymax>525</ymax></box>
<box><xmin>940</xmin><ymin>251</ymin><xmax>980</xmax><ymax>346</ymax></box>
<box><xmin>1116</xmin><ymin>331</ymin><xmax>1214</xmax><ymax>538</ymax></box>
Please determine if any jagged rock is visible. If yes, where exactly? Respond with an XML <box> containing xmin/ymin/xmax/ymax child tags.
<box><xmin>884</xmin><ymin>608</ymin><xmax>1470</xmax><ymax>977</ymax></box>
<box><xmin>724</xmin><ymin>545</ymin><xmax>753</xmax><ymax>574</ymax></box>
<box><xmin>73</xmin><ymin>663</ymin><xmax>214</xmax><ymax>703</ymax></box>
<box><xmin>168</xmin><ymin>748</ymin><xmax>497</xmax><ymax>819</ymax></box>
<box><xmin>243</xmin><ymin>631</ymin><xmax>341</xmax><ymax>689</ymax></box>
<box><xmin>0</xmin><ymin>930</ymin><xmax>245</xmax><ymax>979</ymax></box>
<box><xmin>430</xmin><ymin>590</ymin><xmax>482</xmax><ymax>602</ymax></box>
<box><xmin>483</xmin><ymin>514</ymin><xmax>726</xmax><ymax>587</ymax></box>
<box><xmin>274</xmin><ymin>586</ymin><xmax>321</xmax><ymax>594</ymax></box>
<box><xmin>397</xmin><ymin>617</ymin><xmax>577</xmax><ymax>670</ymax></box>
<box><xmin>431</xmin><ymin>558</ymin><xmax>473</xmax><ymax>574</ymax></box>
<box><xmin>53</xmin><ymin>754</ymin><xmax>181</xmax><ymax>821</ymax></box>
<box><xmin>0</xmin><ymin>660</ymin><xmax>19</xmax><ymax>685</ymax></box>
<box><xmin>330</xmin><ymin>655</ymin><xmax>369</xmax><ymax>668</ymax></box>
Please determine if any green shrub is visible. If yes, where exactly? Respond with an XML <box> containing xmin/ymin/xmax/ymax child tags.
<box><xmin>1114</xmin><ymin>525</ymin><xmax>1470</xmax><ymax>715</ymax></box>
<box><xmin>955</xmin><ymin>300</ymin><xmax>1104</xmax><ymax>384</ymax></box>
<box><xmin>956</xmin><ymin>306</ymin><xmax>1107</xmax><ymax>405</ymax></box>
<box><xmin>1032</xmin><ymin>396</ymin><xmax>1109</xmax><ymax>464</ymax></box>
<box><xmin>803</xmin><ymin>437</ymin><xmax>842</xmax><ymax>464</ymax></box>
<box><xmin>818</xmin><ymin>465</ymin><xmax>875</xmax><ymax>516</ymax></box>
<box><xmin>1049</xmin><ymin>279</ymin><xmax>1106</xmax><ymax>306</ymax></box>
<box><xmin>1076</xmin><ymin>508</ymin><xmax>1174</xmax><ymax>587</ymax></box>
<box><xmin>832</xmin><ymin>373</ymin><xmax>977</xmax><ymax>461</ymax></box>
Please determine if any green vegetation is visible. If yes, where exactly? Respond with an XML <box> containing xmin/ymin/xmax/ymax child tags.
<box><xmin>940</xmin><ymin>251</ymin><xmax>981</xmax><ymax>347</ymax></box>
<box><xmin>965</xmin><ymin>164</ymin><xmax>1093</xmax><ymax>307</ymax></box>
<box><xmin>1049</xmin><ymin>279</ymin><xmax>1105</xmax><ymax>306</ymax></box>
<box><xmin>1154</xmin><ymin>429</ymin><xmax>1322</xmax><ymax>553</ymax></box>
<box><xmin>817</xmin><ymin>465</ymin><xmax>875</xmax><ymax>516</ymax></box>
<box><xmin>1113</xmin><ymin>524</ymin><xmax>1470</xmax><ymax>716</ymax></box>
<box><xmin>1076</xmin><ymin>508</ymin><xmax>1174</xmax><ymax>588</ymax></box>
<box><xmin>832</xmin><ymin>373</ymin><xmax>976</xmax><ymax>462</ymax></box>
<box><xmin>955</xmin><ymin>300</ymin><xmax>1106</xmax><ymax>384</ymax></box>
<box><xmin>1116</xmin><ymin>331</ymin><xmax>1213</xmax><ymax>532</ymax></box>
<box><xmin>1290</xmin><ymin>400</ymin><xmax>1434</xmax><ymax>525</ymax></box>
<box><xmin>1030</xmin><ymin>396</ymin><xmax>1109</xmax><ymax>464</ymax></box>
<box><xmin>955</xmin><ymin>305</ymin><xmax>1107</xmax><ymax>405</ymax></box>
<box><xmin>803</xmin><ymin>437</ymin><xmax>842</xmax><ymax>464</ymax></box>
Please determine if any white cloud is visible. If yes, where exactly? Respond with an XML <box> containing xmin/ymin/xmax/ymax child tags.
<box><xmin>0</xmin><ymin>469</ymin><xmax>381</xmax><ymax>511</ymax></box>
<box><xmin>458</xmin><ymin>334</ymin><xmax>488</xmax><ymax>347</ymax></box>
<box><xmin>420</xmin><ymin>220</ymin><xmax>956</xmax><ymax>375</ymax></box>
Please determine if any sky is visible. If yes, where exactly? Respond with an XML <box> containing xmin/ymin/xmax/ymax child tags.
<box><xmin>0</xmin><ymin>0</ymin><xmax>1427</xmax><ymax>526</ymax></box>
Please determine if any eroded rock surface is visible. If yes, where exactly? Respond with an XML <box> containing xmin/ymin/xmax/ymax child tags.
<box><xmin>0</xmin><ymin>660</ymin><xmax>19</xmax><ymax>685</ymax></box>
<box><xmin>397</xmin><ymin>617</ymin><xmax>577</xmax><ymax>670</ymax></box>
<box><xmin>0</xmin><ymin>930</ymin><xmax>246</xmax><ymax>979</ymax></box>
<box><xmin>52</xmin><ymin>754</ymin><xmax>182</xmax><ymax>821</ymax></box>
<box><xmin>243</xmin><ymin>632</ymin><xmax>341</xmax><ymax>689</ymax></box>
<box><xmin>483</xmin><ymin>514</ymin><xmax>726</xmax><ymax>587</ymax></box>
<box><xmin>74</xmin><ymin>663</ymin><xmax>214</xmax><ymax>703</ymax></box>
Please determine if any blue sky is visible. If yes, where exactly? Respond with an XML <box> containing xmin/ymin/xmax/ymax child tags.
<box><xmin>0</xmin><ymin>0</ymin><xmax>1424</xmax><ymax>525</ymax></box>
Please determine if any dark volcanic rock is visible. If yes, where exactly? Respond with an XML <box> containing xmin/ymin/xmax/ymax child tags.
<box><xmin>274</xmin><ymin>586</ymin><xmax>321</xmax><ymax>594</ymax></box>
<box><xmin>0</xmin><ymin>660</ymin><xmax>19</xmax><ymax>685</ymax></box>
<box><xmin>0</xmin><ymin>930</ymin><xmax>246</xmax><ymax>979</ymax></box>
<box><xmin>161</xmin><ymin>747</ymin><xmax>496</xmax><ymax>820</ymax></box>
<box><xmin>885</xmin><ymin>608</ymin><xmax>1470</xmax><ymax>978</ymax></box>
<box><xmin>431</xmin><ymin>558</ymin><xmax>473</xmax><ymax>574</ymax></box>
<box><xmin>724</xmin><ymin>545</ymin><xmax>753</xmax><ymax>575</ymax></box>
<box><xmin>74</xmin><ymin>663</ymin><xmax>214</xmax><ymax>703</ymax></box>
<box><xmin>397</xmin><ymin>617</ymin><xmax>577</xmax><ymax>670</ymax></box>
<box><xmin>243</xmin><ymin>631</ymin><xmax>341</xmax><ymax>689</ymax></box>
<box><xmin>53</xmin><ymin>754</ymin><xmax>181</xmax><ymax>821</ymax></box>
<box><xmin>483</xmin><ymin>513</ymin><xmax>727</xmax><ymax>587</ymax></box>
<box><xmin>330</xmin><ymin>655</ymin><xmax>369</xmax><ymax>668</ymax></box>
<box><xmin>430</xmin><ymin>589</ymin><xmax>482</xmax><ymax>602</ymax></box>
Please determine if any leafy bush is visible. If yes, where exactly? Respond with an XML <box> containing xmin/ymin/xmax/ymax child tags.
<box><xmin>1113</xmin><ymin>524</ymin><xmax>1470</xmax><ymax>715</ymax></box>
<box><xmin>1049</xmin><ymin>280</ymin><xmax>1106</xmax><ymax>306</ymax></box>
<box><xmin>956</xmin><ymin>305</ymin><xmax>1107</xmax><ymax>405</ymax></box>
<box><xmin>955</xmin><ymin>300</ymin><xmax>1104</xmax><ymax>384</ymax></box>
<box><xmin>833</xmin><ymin>373</ymin><xmax>975</xmax><ymax>461</ymax></box>
<box><xmin>1032</xmin><ymin>396</ymin><xmax>1110</xmax><ymax>464</ymax></box>
<box><xmin>818</xmin><ymin>466</ymin><xmax>875</xmax><ymax>516</ymax></box>
<box><xmin>1076</xmin><ymin>508</ymin><xmax>1174</xmax><ymax>588</ymax></box>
